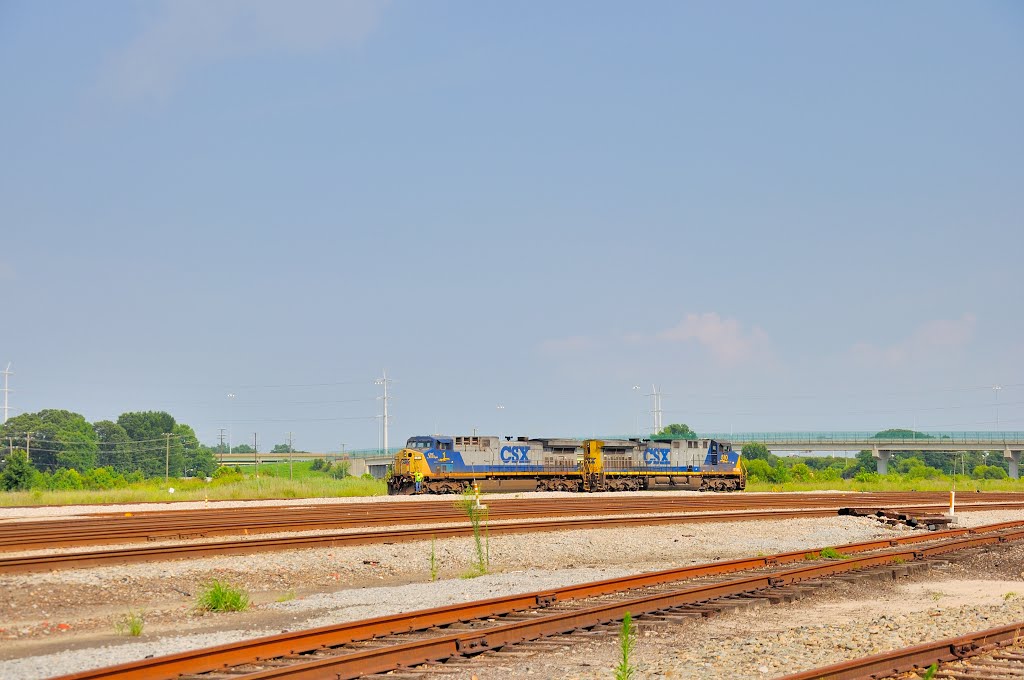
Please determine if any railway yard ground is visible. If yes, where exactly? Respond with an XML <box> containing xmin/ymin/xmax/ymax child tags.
<box><xmin>1</xmin><ymin>492</ymin><xmax>1024</xmax><ymax>679</ymax></box>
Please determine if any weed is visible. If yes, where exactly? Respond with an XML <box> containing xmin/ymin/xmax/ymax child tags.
<box><xmin>893</xmin><ymin>556</ymin><xmax>906</xmax><ymax>565</ymax></box>
<box><xmin>804</xmin><ymin>551</ymin><xmax>820</xmax><ymax>561</ymax></box>
<box><xmin>928</xmin><ymin>591</ymin><xmax>944</xmax><ymax>601</ymax></box>
<box><xmin>430</xmin><ymin>536</ymin><xmax>439</xmax><ymax>581</ymax></box>
<box><xmin>819</xmin><ymin>547</ymin><xmax>851</xmax><ymax>560</ymax></box>
<box><xmin>1005</xmin><ymin>591</ymin><xmax>1019</xmax><ymax>601</ymax></box>
<box><xmin>114</xmin><ymin>609</ymin><xmax>145</xmax><ymax>636</ymax></box>
<box><xmin>456</xmin><ymin>489</ymin><xmax>489</xmax><ymax>577</ymax></box>
<box><xmin>275</xmin><ymin>590</ymin><xmax>296</xmax><ymax>603</ymax></box>
<box><xmin>196</xmin><ymin>580</ymin><xmax>250</xmax><ymax>612</ymax></box>
<box><xmin>922</xmin><ymin>663</ymin><xmax>938</xmax><ymax>680</ymax></box>
<box><xmin>615</xmin><ymin>611</ymin><xmax>637</xmax><ymax>680</ymax></box>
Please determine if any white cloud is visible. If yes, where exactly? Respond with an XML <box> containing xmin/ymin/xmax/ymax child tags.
<box><xmin>102</xmin><ymin>0</ymin><xmax>389</xmax><ymax>100</ymax></box>
<box><xmin>851</xmin><ymin>313</ymin><xmax>976</xmax><ymax>367</ymax></box>
<box><xmin>653</xmin><ymin>312</ymin><xmax>770</xmax><ymax>366</ymax></box>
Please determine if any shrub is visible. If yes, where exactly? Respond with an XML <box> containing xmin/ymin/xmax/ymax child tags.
<box><xmin>195</xmin><ymin>581</ymin><xmax>250</xmax><ymax>612</ymax></box>
<box><xmin>743</xmin><ymin>459</ymin><xmax>773</xmax><ymax>482</ymax></box>
<box><xmin>790</xmin><ymin>463</ymin><xmax>813</xmax><ymax>482</ymax></box>
<box><xmin>310</xmin><ymin>458</ymin><xmax>326</xmax><ymax>471</ymax></box>
<box><xmin>84</xmin><ymin>467</ymin><xmax>117</xmax><ymax>490</ymax></box>
<box><xmin>213</xmin><ymin>466</ymin><xmax>236</xmax><ymax>479</ymax></box>
<box><xmin>329</xmin><ymin>461</ymin><xmax>351</xmax><ymax>479</ymax></box>
<box><xmin>0</xmin><ymin>450</ymin><xmax>35</xmax><ymax>491</ymax></box>
<box><xmin>973</xmin><ymin>465</ymin><xmax>1009</xmax><ymax>480</ymax></box>
<box><xmin>49</xmin><ymin>468</ymin><xmax>84</xmax><ymax>491</ymax></box>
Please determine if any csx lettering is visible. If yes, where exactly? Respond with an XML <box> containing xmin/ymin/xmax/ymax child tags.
<box><xmin>644</xmin><ymin>448</ymin><xmax>670</xmax><ymax>464</ymax></box>
<box><xmin>500</xmin><ymin>446</ymin><xmax>531</xmax><ymax>463</ymax></box>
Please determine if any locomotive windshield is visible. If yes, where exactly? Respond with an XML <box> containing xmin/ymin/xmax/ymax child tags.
<box><xmin>406</xmin><ymin>439</ymin><xmax>433</xmax><ymax>450</ymax></box>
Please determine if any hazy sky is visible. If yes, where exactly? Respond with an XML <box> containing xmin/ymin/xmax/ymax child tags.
<box><xmin>1</xmin><ymin>1</ymin><xmax>1022</xmax><ymax>451</ymax></box>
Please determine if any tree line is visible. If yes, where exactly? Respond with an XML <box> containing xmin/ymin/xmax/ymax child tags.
<box><xmin>0</xmin><ymin>409</ymin><xmax>218</xmax><ymax>484</ymax></box>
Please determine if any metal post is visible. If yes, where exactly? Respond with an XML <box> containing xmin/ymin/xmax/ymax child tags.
<box><xmin>288</xmin><ymin>431</ymin><xmax>293</xmax><ymax>481</ymax></box>
<box><xmin>26</xmin><ymin>431</ymin><xmax>31</xmax><ymax>462</ymax></box>
<box><xmin>1</xmin><ymin>363</ymin><xmax>11</xmax><ymax>425</ymax></box>
<box><xmin>164</xmin><ymin>433</ymin><xmax>171</xmax><ymax>483</ymax></box>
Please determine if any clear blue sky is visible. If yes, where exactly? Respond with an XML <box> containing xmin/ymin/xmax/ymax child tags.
<box><xmin>1</xmin><ymin>1</ymin><xmax>1022</xmax><ymax>451</ymax></box>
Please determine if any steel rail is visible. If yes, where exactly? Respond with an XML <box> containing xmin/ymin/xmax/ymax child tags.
<box><xmin>6</xmin><ymin>500</ymin><xmax>1024</xmax><ymax>574</ymax></box>
<box><xmin>0</xmin><ymin>508</ymin><xmax>843</xmax><ymax>573</ymax></box>
<box><xmin>3</xmin><ymin>495</ymin><xmax>1023</xmax><ymax>552</ymax></box>
<box><xmin>777</xmin><ymin>620</ymin><xmax>1024</xmax><ymax>680</ymax></box>
<box><xmin>48</xmin><ymin>520</ymin><xmax>1024</xmax><ymax>680</ymax></box>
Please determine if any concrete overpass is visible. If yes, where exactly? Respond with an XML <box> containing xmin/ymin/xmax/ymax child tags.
<box><xmin>701</xmin><ymin>432</ymin><xmax>1024</xmax><ymax>477</ymax></box>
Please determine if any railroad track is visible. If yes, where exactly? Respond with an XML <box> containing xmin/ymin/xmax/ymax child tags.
<box><xmin>6</xmin><ymin>500</ymin><xmax>1024</xmax><ymax>574</ymax></box>
<box><xmin>3</xmin><ymin>491</ymin><xmax>1024</xmax><ymax>552</ymax></box>
<box><xmin>49</xmin><ymin>520</ymin><xmax>1024</xmax><ymax>680</ymax></box>
<box><xmin>779</xmin><ymin>620</ymin><xmax>1024</xmax><ymax>679</ymax></box>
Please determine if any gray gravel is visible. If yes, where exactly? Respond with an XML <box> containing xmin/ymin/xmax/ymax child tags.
<box><xmin>0</xmin><ymin>507</ymin><xmax>1021</xmax><ymax>680</ymax></box>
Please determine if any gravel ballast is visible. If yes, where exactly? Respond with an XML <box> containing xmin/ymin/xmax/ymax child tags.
<box><xmin>0</xmin><ymin>504</ymin><xmax>1021</xmax><ymax>680</ymax></box>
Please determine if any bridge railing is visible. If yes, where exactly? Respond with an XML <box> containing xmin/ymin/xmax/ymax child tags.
<box><xmin>698</xmin><ymin>432</ymin><xmax>1024</xmax><ymax>446</ymax></box>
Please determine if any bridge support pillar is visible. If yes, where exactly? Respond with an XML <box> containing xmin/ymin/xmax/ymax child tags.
<box><xmin>872</xmin><ymin>447</ymin><xmax>891</xmax><ymax>475</ymax></box>
<box><xmin>1005</xmin><ymin>448</ymin><xmax>1021</xmax><ymax>480</ymax></box>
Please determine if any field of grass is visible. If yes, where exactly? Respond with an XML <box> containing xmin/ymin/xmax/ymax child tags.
<box><xmin>745</xmin><ymin>476</ymin><xmax>1024</xmax><ymax>493</ymax></box>
<box><xmin>0</xmin><ymin>462</ymin><xmax>387</xmax><ymax>507</ymax></box>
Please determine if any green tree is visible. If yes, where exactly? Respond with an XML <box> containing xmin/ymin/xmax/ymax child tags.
<box><xmin>656</xmin><ymin>423</ymin><xmax>697</xmax><ymax>439</ymax></box>
<box><xmin>741</xmin><ymin>442</ymin><xmax>778</xmax><ymax>464</ymax></box>
<box><xmin>843</xmin><ymin>450</ymin><xmax>878</xmax><ymax>478</ymax></box>
<box><xmin>271</xmin><ymin>444</ymin><xmax>292</xmax><ymax>453</ymax></box>
<box><xmin>117</xmin><ymin>411</ymin><xmax>176</xmax><ymax>477</ymax></box>
<box><xmin>231</xmin><ymin>444</ymin><xmax>254</xmax><ymax>454</ymax></box>
<box><xmin>873</xmin><ymin>429</ymin><xmax>932</xmax><ymax>440</ymax></box>
<box><xmin>0</xmin><ymin>449</ymin><xmax>36</xmax><ymax>490</ymax></box>
<box><xmin>175</xmin><ymin>423</ymin><xmax>216</xmax><ymax>477</ymax></box>
<box><xmin>93</xmin><ymin>420</ymin><xmax>133</xmax><ymax>472</ymax></box>
<box><xmin>0</xmin><ymin>410</ymin><xmax>98</xmax><ymax>472</ymax></box>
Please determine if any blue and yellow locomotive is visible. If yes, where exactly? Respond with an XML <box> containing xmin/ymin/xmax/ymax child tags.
<box><xmin>386</xmin><ymin>434</ymin><xmax>745</xmax><ymax>494</ymax></box>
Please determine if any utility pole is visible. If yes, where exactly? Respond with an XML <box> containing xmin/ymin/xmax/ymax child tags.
<box><xmin>376</xmin><ymin>370</ymin><xmax>391</xmax><ymax>455</ymax></box>
<box><xmin>646</xmin><ymin>384</ymin><xmax>664</xmax><ymax>433</ymax></box>
<box><xmin>287</xmin><ymin>431</ymin><xmax>294</xmax><ymax>481</ymax></box>
<box><xmin>1</xmin><ymin>363</ymin><xmax>11</xmax><ymax>425</ymax></box>
<box><xmin>217</xmin><ymin>428</ymin><xmax>226</xmax><ymax>465</ymax></box>
<box><xmin>26</xmin><ymin>431</ymin><xmax>32</xmax><ymax>462</ymax></box>
<box><xmin>253</xmin><ymin>432</ymin><xmax>260</xmax><ymax>493</ymax></box>
<box><xmin>163</xmin><ymin>433</ymin><xmax>172</xmax><ymax>483</ymax></box>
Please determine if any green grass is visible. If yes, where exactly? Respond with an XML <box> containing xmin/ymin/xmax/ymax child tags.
<box><xmin>114</xmin><ymin>610</ymin><xmax>145</xmax><ymax>636</ymax></box>
<box><xmin>0</xmin><ymin>465</ymin><xmax>386</xmax><ymax>506</ymax></box>
<box><xmin>819</xmin><ymin>546</ymin><xmax>851</xmax><ymax>560</ymax></box>
<box><xmin>744</xmin><ymin>476</ymin><xmax>1024</xmax><ymax>493</ymax></box>
<box><xmin>275</xmin><ymin>590</ymin><xmax>296</xmax><ymax>603</ymax></box>
<box><xmin>195</xmin><ymin>581</ymin><xmax>250</xmax><ymax>612</ymax></box>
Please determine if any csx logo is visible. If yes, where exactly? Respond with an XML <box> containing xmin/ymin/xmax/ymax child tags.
<box><xmin>644</xmin><ymin>448</ymin><xmax>671</xmax><ymax>464</ymax></box>
<box><xmin>500</xmin><ymin>446</ymin><xmax>531</xmax><ymax>463</ymax></box>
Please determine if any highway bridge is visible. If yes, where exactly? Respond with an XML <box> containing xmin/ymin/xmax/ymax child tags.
<box><xmin>216</xmin><ymin>431</ymin><xmax>1024</xmax><ymax>478</ymax></box>
<box><xmin>701</xmin><ymin>431</ymin><xmax>1024</xmax><ymax>476</ymax></box>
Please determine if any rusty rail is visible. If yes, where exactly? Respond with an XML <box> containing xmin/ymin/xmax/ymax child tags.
<box><xmin>777</xmin><ymin>620</ymin><xmax>1024</xmax><ymax>680</ymax></box>
<box><xmin>49</xmin><ymin>520</ymin><xmax>1024</xmax><ymax>680</ymax></box>
<box><xmin>4</xmin><ymin>492</ymin><xmax>1023</xmax><ymax>551</ymax></box>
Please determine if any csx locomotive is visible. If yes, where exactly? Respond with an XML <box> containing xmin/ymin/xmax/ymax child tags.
<box><xmin>386</xmin><ymin>434</ymin><xmax>745</xmax><ymax>495</ymax></box>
